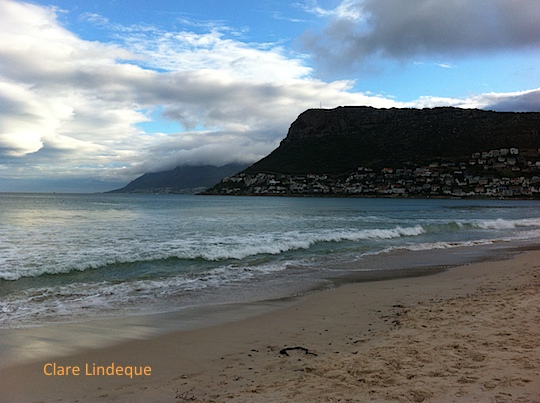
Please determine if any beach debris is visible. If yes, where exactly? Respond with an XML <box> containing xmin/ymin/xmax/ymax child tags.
<box><xmin>174</xmin><ymin>387</ymin><xmax>196</xmax><ymax>401</ymax></box>
<box><xmin>279</xmin><ymin>347</ymin><xmax>318</xmax><ymax>356</ymax></box>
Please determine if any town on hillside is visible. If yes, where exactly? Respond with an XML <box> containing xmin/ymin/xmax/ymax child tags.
<box><xmin>210</xmin><ymin>147</ymin><xmax>540</xmax><ymax>198</ymax></box>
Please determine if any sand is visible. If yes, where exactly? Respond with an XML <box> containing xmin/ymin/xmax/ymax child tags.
<box><xmin>0</xmin><ymin>249</ymin><xmax>539</xmax><ymax>402</ymax></box>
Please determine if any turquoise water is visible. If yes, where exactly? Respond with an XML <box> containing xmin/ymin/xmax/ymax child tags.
<box><xmin>1</xmin><ymin>193</ymin><xmax>540</xmax><ymax>328</ymax></box>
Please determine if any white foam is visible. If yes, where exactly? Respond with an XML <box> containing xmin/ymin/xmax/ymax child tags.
<box><xmin>0</xmin><ymin>225</ymin><xmax>427</xmax><ymax>280</ymax></box>
<box><xmin>473</xmin><ymin>217</ymin><xmax>540</xmax><ymax>230</ymax></box>
<box><xmin>0</xmin><ymin>261</ymin><xmax>291</xmax><ymax>328</ymax></box>
<box><xmin>4</xmin><ymin>214</ymin><xmax>540</xmax><ymax>281</ymax></box>
<box><xmin>363</xmin><ymin>227</ymin><xmax>540</xmax><ymax>257</ymax></box>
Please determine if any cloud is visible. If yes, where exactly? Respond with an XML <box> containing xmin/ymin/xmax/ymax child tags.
<box><xmin>0</xmin><ymin>1</ymin><xmax>144</xmax><ymax>159</ymax></box>
<box><xmin>133</xmin><ymin>130</ymin><xmax>279</xmax><ymax>174</ymax></box>
<box><xmin>78</xmin><ymin>12</ymin><xmax>110</xmax><ymax>26</ymax></box>
<box><xmin>473</xmin><ymin>88</ymin><xmax>540</xmax><ymax>113</ymax></box>
<box><xmin>0</xmin><ymin>0</ymin><xmax>400</xmax><ymax>187</ymax></box>
<box><xmin>302</xmin><ymin>0</ymin><xmax>540</xmax><ymax>70</ymax></box>
<box><xmin>299</xmin><ymin>0</ymin><xmax>364</xmax><ymax>20</ymax></box>
<box><xmin>408</xmin><ymin>87</ymin><xmax>540</xmax><ymax>113</ymax></box>
<box><xmin>115</xmin><ymin>23</ymin><xmax>312</xmax><ymax>82</ymax></box>
<box><xmin>131</xmin><ymin>74</ymin><xmax>402</xmax><ymax>173</ymax></box>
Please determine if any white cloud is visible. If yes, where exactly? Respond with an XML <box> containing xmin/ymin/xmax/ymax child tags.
<box><xmin>299</xmin><ymin>0</ymin><xmax>365</xmax><ymax>20</ymax></box>
<box><xmin>116</xmin><ymin>23</ymin><xmax>312</xmax><ymax>82</ymax></box>
<box><xmin>0</xmin><ymin>0</ymin><xmax>144</xmax><ymax>161</ymax></box>
<box><xmin>408</xmin><ymin>88</ymin><xmax>540</xmax><ymax>112</ymax></box>
<box><xmin>78</xmin><ymin>12</ymin><xmax>110</xmax><ymax>26</ymax></box>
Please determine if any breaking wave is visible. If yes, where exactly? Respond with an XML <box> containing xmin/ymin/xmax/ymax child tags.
<box><xmin>0</xmin><ymin>225</ymin><xmax>426</xmax><ymax>281</ymax></box>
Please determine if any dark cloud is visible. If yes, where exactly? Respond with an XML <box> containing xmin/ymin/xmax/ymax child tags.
<box><xmin>483</xmin><ymin>89</ymin><xmax>540</xmax><ymax>113</ymax></box>
<box><xmin>302</xmin><ymin>0</ymin><xmax>540</xmax><ymax>70</ymax></box>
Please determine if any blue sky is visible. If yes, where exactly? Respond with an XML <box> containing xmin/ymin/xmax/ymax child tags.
<box><xmin>1</xmin><ymin>0</ymin><xmax>539</xmax><ymax>192</ymax></box>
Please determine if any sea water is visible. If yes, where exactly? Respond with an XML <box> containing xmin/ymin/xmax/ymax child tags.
<box><xmin>1</xmin><ymin>193</ymin><xmax>540</xmax><ymax>328</ymax></box>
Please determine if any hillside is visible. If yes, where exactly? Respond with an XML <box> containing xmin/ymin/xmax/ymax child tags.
<box><xmin>109</xmin><ymin>163</ymin><xmax>248</xmax><ymax>194</ymax></box>
<box><xmin>205</xmin><ymin>107</ymin><xmax>540</xmax><ymax>198</ymax></box>
<box><xmin>246</xmin><ymin>106</ymin><xmax>540</xmax><ymax>174</ymax></box>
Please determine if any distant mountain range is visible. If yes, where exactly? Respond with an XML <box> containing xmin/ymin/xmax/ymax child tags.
<box><xmin>204</xmin><ymin>106</ymin><xmax>540</xmax><ymax>198</ymax></box>
<box><xmin>109</xmin><ymin>163</ymin><xmax>249</xmax><ymax>194</ymax></box>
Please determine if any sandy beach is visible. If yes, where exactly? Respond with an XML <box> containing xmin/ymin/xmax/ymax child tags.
<box><xmin>1</xmin><ymin>248</ymin><xmax>539</xmax><ymax>402</ymax></box>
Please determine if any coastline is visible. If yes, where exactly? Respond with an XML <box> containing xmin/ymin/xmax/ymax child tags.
<box><xmin>1</xmin><ymin>248</ymin><xmax>539</xmax><ymax>402</ymax></box>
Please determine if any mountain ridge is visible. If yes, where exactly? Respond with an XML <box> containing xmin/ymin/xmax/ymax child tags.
<box><xmin>244</xmin><ymin>106</ymin><xmax>540</xmax><ymax>175</ymax></box>
<box><xmin>109</xmin><ymin>163</ymin><xmax>249</xmax><ymax>194</ymax></box>
<box><xmin>205</xmin><ymin>107</ymin><xmax>540</xmax><ymax>198</ymax></box>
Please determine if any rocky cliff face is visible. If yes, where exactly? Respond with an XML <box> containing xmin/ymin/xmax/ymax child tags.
<box><xmin>284</xmin><ymin>106</ymin><xmax>540</xmax><ymax>144</ymax></box>
<box><xmin>282</xmin><ymin>106</ymin><xmax>399</xmax><ymax>143</ymax></box>
<box><xmin>245</xmin><ymin>107</ymin><xmax>540</xmax><ymax>175</ymax></box>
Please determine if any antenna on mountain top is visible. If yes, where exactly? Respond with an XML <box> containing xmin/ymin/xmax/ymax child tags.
<box><xmin>320</xmin><ymin>101</ymin><xmax>322</xmax><ymax>109</ymax></box>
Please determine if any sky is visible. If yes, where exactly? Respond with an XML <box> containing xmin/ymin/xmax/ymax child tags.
<box><xmin>1</xmin><ymin>0</ymin><xmax>540</xmax><ymax>192</ymax></box>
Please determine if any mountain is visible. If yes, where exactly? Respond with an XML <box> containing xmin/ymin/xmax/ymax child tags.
<box><xmin>109</xmin><ymin>163</ymin><xmax>249</xmax><ymax>194</ymax></box>
<box><xmin>205</xmin><ymin>107</ymin><xmax>540</xmax><ymax>198</ymax></box>
<box><xmin>245</xmin><ymin>106</ymin><xmax>540</xmax><ymax>174</ymax></box>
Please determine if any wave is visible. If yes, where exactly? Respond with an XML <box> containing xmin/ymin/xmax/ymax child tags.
<box><xmin>472</xmin><ymin>217</ymin><xmax>540</xmax><ymax>230</ymax></box>
<box><xmin>4</xmin><ymin>217</ymin><xmax>540</xmax><ymax>327</ymax></box>
<box><xmin>379</xmin><ymin>239</ymin><xmax>497</xmax><ymax>254</ymax></box>
<box><xmin>420</xmin><ymin>217</ymin><xmax>540</xmax><ymax>233</ymax></box>
<box><xmin>365</xmin><ymin>227</ymin><xmax>540</xmax><ymax>257</ymax></box>
<box><xmin>0</xmin><ymin>225</ymin><xmax>426</xmax><ymax>281</ymax></box>
<box><xmin>3</xmin><ymin>217</ymin><xmax>540</xmax><ymax>281</ymax></box>
<box><xmin>0</xmin><ymin>261</ymin><xmax>291</xmax><ymax>328</ymax></box>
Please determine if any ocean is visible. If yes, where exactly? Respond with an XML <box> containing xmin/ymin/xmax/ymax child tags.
<box><xmin>1</xmin><ymin>193</ymin><xmax>540</xmax><ymax>329</ymax></box>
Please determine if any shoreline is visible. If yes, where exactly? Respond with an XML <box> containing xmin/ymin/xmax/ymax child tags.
<box><xmin>200</xmin><ymin>191</ymin><xmax>540</xmax><ymax>201</ymax></box>
<box><xmin>0</xmin><ymin>263</ymin><xmax>453</xmax><ymax>370</ymax></box>
<box><xmin>0</xmin><ymin>241</ymin><xmax>520</xmax><ymax>367</ymax></box>
<box><xmin>1</xmin><ymin>247</ymin><xmax>539</xmax><ymax>402</ymax></box>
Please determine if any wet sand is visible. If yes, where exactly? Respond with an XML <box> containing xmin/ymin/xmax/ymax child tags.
<box><xmin>0</xmin><ymin>249</ymin><xmax>539</xmax><ymax>402</ymax></box>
